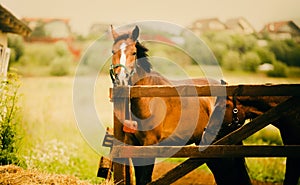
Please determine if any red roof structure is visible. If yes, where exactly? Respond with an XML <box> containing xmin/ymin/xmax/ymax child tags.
<box><xmin>261</xmin><ymin>20</ymin><xmax>300</xmax><ymax>39</ymax></box>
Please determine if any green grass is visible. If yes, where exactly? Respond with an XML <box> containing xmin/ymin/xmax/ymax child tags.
<box><xmin>18</xmin><ymin>77</ymin><xmax>106</xmax><ymax>184</ymax></box>
<box><xmin>288</xmin><ymin>66</ymin><xmax>300</xmax><ymax>78</ymax></box>
<box><xmin>244</xmin><ymin>125</ymin><xmax>285</xmax><ymax>183</ymax></box>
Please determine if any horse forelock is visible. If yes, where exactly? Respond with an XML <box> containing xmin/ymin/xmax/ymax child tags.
<box><xmin>113</xmin><ymin>34</ymin><xmax>130</xmax><ymax>44</ymax></box>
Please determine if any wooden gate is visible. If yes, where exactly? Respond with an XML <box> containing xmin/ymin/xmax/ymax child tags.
<box><xmin>108</xmin><ymin>84</ymin><xmax>300</xmax><ymax>184</ymax></box>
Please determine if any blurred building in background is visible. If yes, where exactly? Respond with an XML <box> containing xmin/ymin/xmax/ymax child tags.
<box><xmin>260</xmin><ymin>20</ymin><xmax>300</xmax><ymax>41</ymax></box>
<box><xmin>22</xmin><ymin>17</ymin><xmax>81</xmax><ymax>58</ymax></box>
<box><xmin>225</xmin><ymin>17</ymin><xmax>255</xmax><ymax>34</ymax></box>
<box><xmin>188</xmin><ymin>18</ymin><xmax>227</xmax><ymax>35</ymax></box>
<box><xmin>0</xmin><ymin>4</ymin><xmax>31</xmax><ymax>77</ymax></box>
<box><xmin>89</xmin><ymin>23</ymin><xmax>110</xmax><ymax>36</ymax></box>
<box><xmin>22</xmin><ymin>18</ymin><xmax>72</xmax><ymax>42</ymax></box>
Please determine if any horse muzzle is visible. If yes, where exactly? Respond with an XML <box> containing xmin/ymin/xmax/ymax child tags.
<box><xmin>109</xmin><ymin>64</ymin><xmax>132</xmax><ymax>86</ymax></box>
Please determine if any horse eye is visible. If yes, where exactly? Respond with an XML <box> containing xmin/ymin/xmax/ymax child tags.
<box><xmin>112</xmin><ymin>50</ymin><xmax>115</xmax><ymax>54</ymax></box>
<box><xmin>132</xmin><ymin>52</ymin><xmax>137</xmax><ymax>55</ymax></box>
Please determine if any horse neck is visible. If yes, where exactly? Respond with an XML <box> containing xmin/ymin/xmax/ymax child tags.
<box><xmin>237</xmin><ymin>96</ymin><xmax>289</xmax><ymax>119</ymax></box>
<box><xmin>131</xmin><ymin>69</ymin><xmax>170</xmax><ymax>86</ymax></box>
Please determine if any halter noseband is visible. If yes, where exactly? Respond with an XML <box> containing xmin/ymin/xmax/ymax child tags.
<box><xmin>110</xmin><ymin>64</ymin><xmax>127</xmax><ymax>85</ymax></box>
<box><xmin>109</xmin><ymin>59</ymin><xmax>138</xmax><ymax>86</ymax></box>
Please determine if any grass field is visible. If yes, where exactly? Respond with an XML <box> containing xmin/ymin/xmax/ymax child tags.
<box><xmin>17</xmin><ymin>69</ymin><xmax>300</xmax><ymax>184</ymax></box>
<box><xmin>19</xmin><ymin>77</ymin><xmax>105</xmax><ymax>184</ymax></box>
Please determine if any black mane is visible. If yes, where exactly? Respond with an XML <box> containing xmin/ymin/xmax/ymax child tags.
<box><xmin>114</xmin><ymin>34</ymin><xmax>130</xmax><ymax>44</ymax></box>
<box><xmin>135</xmin><ymin>41</ymin><xmax>152</xmax><ymax>73</ymax></box>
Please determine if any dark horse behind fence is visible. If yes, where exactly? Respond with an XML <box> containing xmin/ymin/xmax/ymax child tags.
<box><xmin>202</xmin><ymin>94</ymin><xmax>300</xmax><ymax>185</ymax></box>
<box><xmin>109</xmin><ymin>25</ymin><xmax>252</xmax><ymax>185</ymax></box>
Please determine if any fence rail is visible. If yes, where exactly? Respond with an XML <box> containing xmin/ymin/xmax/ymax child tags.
<box><xmin>111</xmin><ymin>145</ymin><xmax>300</xmax><ymax>158</ymax></box>
<box><xmin>110</xmin><ymin>84</ymin><xmax>300</xmax><ymax>99</ymax></box>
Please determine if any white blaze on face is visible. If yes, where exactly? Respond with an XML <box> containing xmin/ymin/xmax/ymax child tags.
<box><xmin>119</xmin><ymin>42</ymin><xmax>127</xmax><ymax>85</ymax></box>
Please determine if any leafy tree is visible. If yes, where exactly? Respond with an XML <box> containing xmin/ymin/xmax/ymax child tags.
<box><xmin>267</xmin><ymin>61</ymin><xmax>287</xmax><ymax>77</ymax></box>
<box><xmin>268</xmin><ymin>40</ymin><xmax>289</xmax><ymax>64</ymax></box>
<box><xmin>8</xmin><ymin>35</ymin><xmax>25</xmax><ymax>63</ymax></box>
<box><xmin>222</xmin><ymin>50</ymin><xmax>240</xmax><ymax>71</ymax></box>
<box><xmin>268</xmin><ymin>39</ymin><xmax>300</xmax><ymax>67</ymax></box>
<box><xmin>286</xmin><ymin>45</ymin><xmax>300</xmax><ymax>67</ymax></box>
<box><xmin>254</xmin><ymin>47</ymin><xmax>276</xmax><ymax>64</ymax></box>
<box><xmin>209</xmin><ymin>43</ymin><xmax>228</xmax><ymax>65</ymax></box>
<box><xmin>241</xmin><ymin>51</ymin><xmax>261</xmax><ymax>72</ymax></box>
<box><xmin>231</xmin><ymin>34</ymin><xmax>257</xmax><ymax>53</ymax></box>
<box><xmin>211</xmin><ymin>31</ymin><xmax>234</xmax><ymax>49</ymax></box>
<box><xmin>30</xmin><ymin>21</ymin><xmax>46</xmax><ymax>38</ymax></box>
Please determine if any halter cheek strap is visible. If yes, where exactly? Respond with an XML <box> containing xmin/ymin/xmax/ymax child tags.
<box><xmin>229</xmin><ymin>85</ymin><xmax>243</xmax><ymax>127</ymax></box>
<box><xmin>109</xmin><ymin>64</ymin><xmax>129</xmax><ymax>86</ymax></box>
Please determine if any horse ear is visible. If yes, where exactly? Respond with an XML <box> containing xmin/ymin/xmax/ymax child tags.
<box><xmin>111</xmin><ymin>25</ymin><xmax>119</xmax><ymax>40</ymax></box>
<box><xmin>131</xmin><ymin>26</ymin><xmax>139</xmax><ymax>41</ymax></box>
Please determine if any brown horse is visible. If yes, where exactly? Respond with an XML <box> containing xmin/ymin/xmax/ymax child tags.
<box><xmin>202</xmin><ymin>94</ymin><xmax>300</xmax><ymax>185</ymax></box>
<box><xmin>110</xmin><ymin>26</ymin><xmax>252</xmax><ymax>185</ymax></box>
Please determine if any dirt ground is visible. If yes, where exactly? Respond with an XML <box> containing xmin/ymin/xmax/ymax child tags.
<box><xmin>153</xmin><ymin>162</ymin><xmax>282</xmax><ymax>185</ymax></box>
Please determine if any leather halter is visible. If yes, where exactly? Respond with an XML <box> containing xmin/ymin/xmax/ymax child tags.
<box><xmin>109</xmin><ymin>63</ymin><xmax>128</xmax><ymax>86</ymax></box>
<box><xmin>228</xmin><ymin>85</ymin><xmax>244</xmax><ymax>127</ymax></box>
<box><xmin>109</xmin><ymin>59</ymin><xmax>137</xmax><ymax>86</ymax></box>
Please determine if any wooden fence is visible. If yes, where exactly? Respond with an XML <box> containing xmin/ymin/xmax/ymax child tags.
<box><xmin>108</xmin><ymin>84</ymin><xmax>300</xmax><ymax>185</ymax></box>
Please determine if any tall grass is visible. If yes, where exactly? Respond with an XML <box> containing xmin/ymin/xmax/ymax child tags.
<box><xmin>0</xmin><ymin>73</ymin><xmax>23</xmax><ymax>165</ymax></box>
<box><xmin>19</xmin><ymin>77</ymin><xmax>104</xmax><ymax>184</ymax></box>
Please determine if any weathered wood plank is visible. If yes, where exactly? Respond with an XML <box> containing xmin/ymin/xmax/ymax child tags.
<box><xmin>112</xmin><ymin>92</ymin><xmax>130</xmax><ymax>185</ymax></box>
<box><xmin>110</xmin><ymin>84</ymin><xmax>300</xmax><ymax>99</ymax></box>
<box><xmin>149</xmin><ymin>97</ymin><xmax>300</xmax><ymax>185</ymax></box>
<box><xmin>111</xmin><ymin>145</ymin><xmax>300</xmax><ymax>158</ymax></box>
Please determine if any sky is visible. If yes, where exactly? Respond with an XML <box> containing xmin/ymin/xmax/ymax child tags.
<box><xmin>1</xmin><ymin>0</ymin><xmax>300</xmax><ymax>35</ymax></box>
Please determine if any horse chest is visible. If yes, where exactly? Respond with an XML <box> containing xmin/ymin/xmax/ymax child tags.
<box><xmin>130</xmin><ymin>97</ymin><xmax>212</xmax><ymax>145</ymax></box>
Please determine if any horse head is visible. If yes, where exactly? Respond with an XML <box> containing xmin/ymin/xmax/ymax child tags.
<box><xmin>201</xmin><ymin>95</ymin><xmax>248</xmax><ymax>145</ymax></box>
<box><xmin>110</xmin><ymin>25</ymin><xmax>152</xmax><ymax>86</ymax></box>
<box><xmin>202</xmin><ymin>95</ymin><xmax>275</xmax><ymax>144</ymax></box>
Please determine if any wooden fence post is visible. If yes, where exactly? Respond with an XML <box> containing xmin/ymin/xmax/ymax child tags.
<box><xmin>112</xmin><ymin>87</ymin><xmax>132</xmax><ymax>185</ymax></box>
